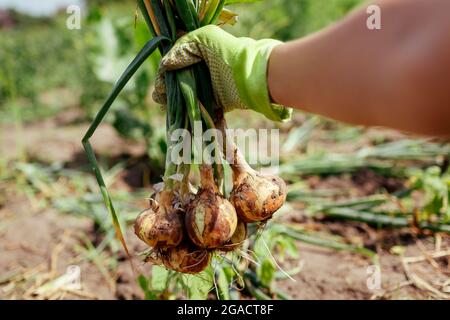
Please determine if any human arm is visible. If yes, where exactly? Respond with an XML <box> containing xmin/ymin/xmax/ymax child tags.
<box><xmin>268</xmin><ymin>0</ymin><xmax>450</xmax><ymax>136</ymax></box>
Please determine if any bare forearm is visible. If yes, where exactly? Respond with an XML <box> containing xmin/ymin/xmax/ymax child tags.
<box><xmin>268</xmin><ymin>0</ymin><xmax>450</xmax><ymax>136</ymax></box>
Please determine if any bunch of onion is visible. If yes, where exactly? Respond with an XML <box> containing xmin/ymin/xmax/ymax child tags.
<box><xmin>134</xmin><ymin>113</ymin><xmax>286</xmax><ymax>274</ymax></box>
<box><xmin>131</xmin><ymin>0</ymin><xmax>287</xmax><ymax>275</ymax></box>
<box><xmin>134</xmin><ymin>111</ymin><xmax>252</xmax><ymax>274</ymax></box>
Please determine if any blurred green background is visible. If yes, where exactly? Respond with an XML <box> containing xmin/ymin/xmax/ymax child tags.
<box><xmin>0</xmin><ymin>0</ymin><xmax>365</xmax><ymax>123</ymax></box>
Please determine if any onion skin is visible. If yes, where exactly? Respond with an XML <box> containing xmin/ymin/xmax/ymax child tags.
<box><xmin>219</xmin><ymin>220</ymin><xmax>247</xmax><ymax>252</ymax></box>
<box><xmin>185</xmin><ymin>165</ymin><xmax>238</xmax><ymax>248</ymax></box>
<box><xmin>186</xmin><ymin>188</ymin><xmax>238</xmax><ymax>248</ymax></box>
<box><xmin>134</xmin><ymin>190</ymin><xmax>184</xmax><ymax>248</ymax></box>
<box><xmin>230</xmin><ymin>172</ymin><xmax>287</xmax><ymax>223</ymax></box>
<box><xmin>216</xmin><ymin>116</ymin><xmax>287</xmax><ymax>223</ymax></box>
<box><xmin>148</xmin><ymin>242</ymin><xmax>211</xmax><ymax>274</ymax></box>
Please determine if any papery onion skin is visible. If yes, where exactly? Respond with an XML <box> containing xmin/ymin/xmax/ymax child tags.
<box><xmin>147</xmin><ymin>242</ymin><xmax>211</xmax><ymax>274</ymax></box>
<box><xmin>216</xmin><ymin>116</ymin><xmax>287</xmax><ymax>223</ymax></box>
<box><xmin>134</xmin><ymin>191</ymin><xmax>184</xmax><ymax>248</ymax></box>
<box><xmin>185</xmin><ymin>188</ymin><xmax>238</xmax><ymax>249</ymax></box>
<box><xmin>219</xmin><ymin>220</ymin><xmax>247</xmax><ymax>252</ymax></box>
<box><xmin>230</xmin><ymin>172</ymin><xmax>287</xmax><ymax>223</ymax></box>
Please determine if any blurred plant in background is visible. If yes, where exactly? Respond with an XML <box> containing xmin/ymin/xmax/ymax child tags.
<box><xmin>85</xmin><ymin>4</ymin><xmax>166</xmax><ymax>170</ymax></box>
<box><xmin>228</xmin><ymin>0</ymin><xmax>364</xmax><ymax>39</ymax></box>
<box><xmin>0</xmin><ymin>17</ymin><xmax>93</xmax><ymax>120</ymax></box>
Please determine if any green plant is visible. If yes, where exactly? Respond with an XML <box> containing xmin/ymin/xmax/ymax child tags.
<box><xmin>136</xmin><ymin>222</ymin><xmax>303</xmax><ymax>300</ymax></box>
<box><xmin>408</xmin><ymin>166</ymin><xmax>450</xmax><ymax>223</ymax></box>
<box><xmin>283</xmin><ymin>138</ymin><xmax>450</xmax><ymax>234</ymax></box>
<box><xmin>82</xmin><ymin>0</ymin><xmax>289</xmax><ymax>272</ymax></box>
<box><xmin>0</xmin><ymin>16</ymin><xmax>97</xmax><ymax>119</ymax></box>
<box><xmin>228</xmin><ymin>0</ymin><xmax>364</xmax><ymax>40</ymax></box>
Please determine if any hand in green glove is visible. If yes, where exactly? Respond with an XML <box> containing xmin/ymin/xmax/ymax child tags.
<box><xmin>153</xmin><ymin>25</ymin><xmax>292</xmax><ymax>122</ymax></box>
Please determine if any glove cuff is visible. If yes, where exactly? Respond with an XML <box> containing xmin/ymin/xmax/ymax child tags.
<box><xmin>235</xmin><ymin>39</ymin><xmax>292</xmax><ymax>122</ymax></box>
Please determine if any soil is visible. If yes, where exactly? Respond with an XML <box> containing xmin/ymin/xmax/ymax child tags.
<box><xmin>278</xmin><ymin>229</ymin><xmax>449</xmax><ymax>300</ymax></box>
<box><xmin>1</xmin><ymin>112</ymin><xmax>449</xmax><ymax>300</ymax></box>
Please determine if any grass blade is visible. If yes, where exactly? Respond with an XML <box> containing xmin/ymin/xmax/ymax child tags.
<box><xmin>82</xmin><ymin>36</ymin><xmax>168</xmax><ymax>261</ymax></box>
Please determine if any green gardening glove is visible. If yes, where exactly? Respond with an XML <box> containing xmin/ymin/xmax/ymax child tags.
<box><xmin>153</xmin><ymin>25</ymin><xmax>292</xmax><ymax>122</ymax></box>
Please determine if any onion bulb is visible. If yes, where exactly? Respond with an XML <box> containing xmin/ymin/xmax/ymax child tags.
<box><xmin>134</xmin><ymin>190</ymin><xmax>184</xmax><ymax>248</ymax></box>
<box><xmin>147</xmin><ymin>242</ymin><xmax>211</xmax><ymax>274</ymax></box>
<box><xmin>185</xmin><ymin>165</ymin><xmax>238</xmax><ymax>248</ymax></box>
<box><xmin>219</xmin><ymin>220</ymin><xmax>247</xmax><ymax>252</ymax></box>
<box><xmin>230</xmin><ymin>167</ymin><xmax>287</xmax><ymax>223</ymax></box>
<box><xmin>218</xmin><ymin>118</ymin><xmax>287</xmax><ymax>223</ymax></box>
